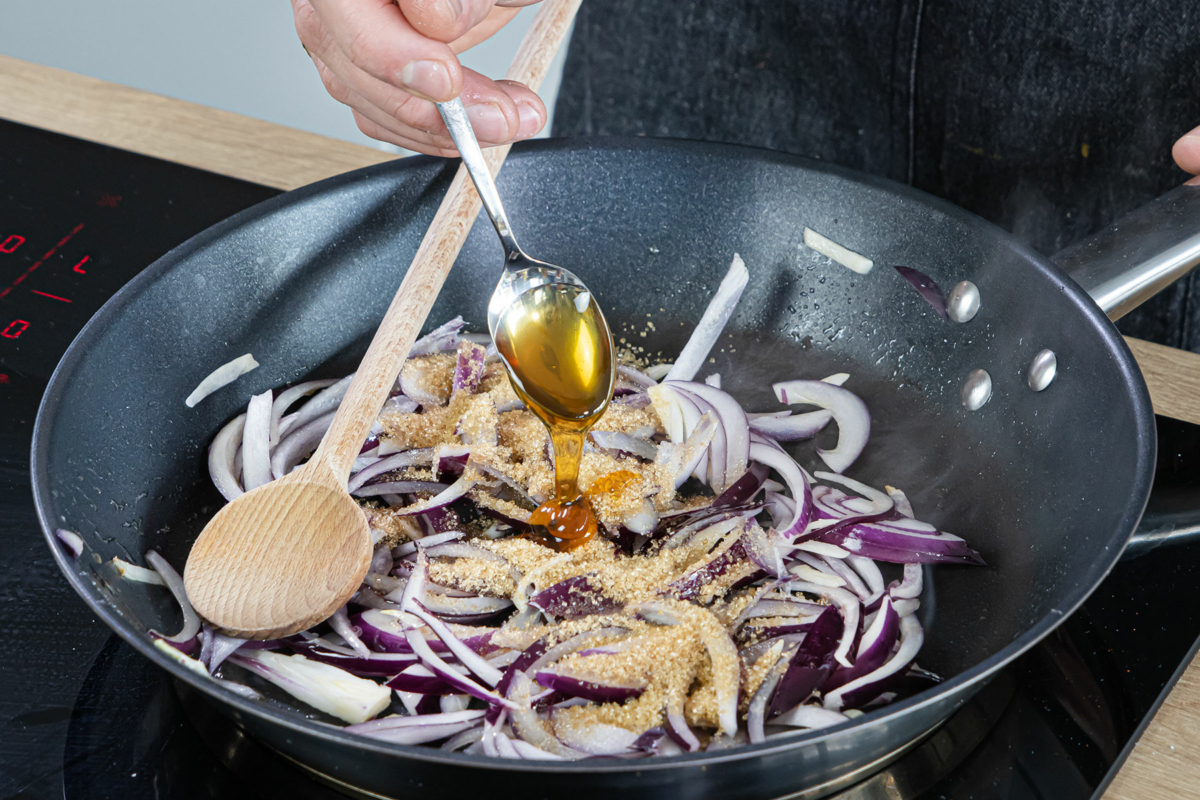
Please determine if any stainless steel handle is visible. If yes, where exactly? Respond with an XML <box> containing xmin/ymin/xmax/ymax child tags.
<box><xmin>436</xmin><ymin>98</ymin><xmax>524</xmax><ymax>263</ymax></box>
<box><xmin>1052</xmin><ymin>183</ymin><xmax>1200</xmax><ymax>320</ymax></box>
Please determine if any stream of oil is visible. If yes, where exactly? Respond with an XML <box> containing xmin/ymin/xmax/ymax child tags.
<box><xmin>493</xmin><ymin>283</ymin><xmax>614</xmax><ymax>551</ymax></box>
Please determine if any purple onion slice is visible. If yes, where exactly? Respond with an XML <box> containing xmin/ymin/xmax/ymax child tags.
<box><xmin>773</xmin><ymin>380</ymin><xmax>871</xmax><ymax>473</ymax></box>
<box><xmin>894</xmin><ymin>266</ymin><xmax>948</xmax><ymax>319</ymax></box>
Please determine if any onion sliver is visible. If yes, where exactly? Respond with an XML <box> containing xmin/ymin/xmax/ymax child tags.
<box><xmin>803</xmin><ymin>227</ymin><xmax>873</xmax><ymax>275</ymax></box>
<box><xmin>241</xmin><ymin>390</ymin><xmax>274</xmax><ymax>490</ymax></box>
<box><xmin>748</xmin><ymin>409</ymin><xmax>833</xmax><ymax>441</ymax></box>
<box><xmin>748</xmin><ymin>442</ymin><xmax>812</xmax><ymax>540</ymax></box>
<box><xmin>269</xmin><ymin>379</ymin><xmax>337</xmax><ymax>445</ymax></box>
<box><xmin>664</xmin><ymin>254</ymin><xmax>748</xmax><ymax>382</ymax></box>
<box><xmin>774</xmin><ymin>380</ymin><xmax>871</xmax><ymax>473</ymax></box>
<box><xmin>208</xmin><ymin>413</ymin><xmax>246</xmax><ymax>501</ymax></box>
<box><xmin>185</xmin><ymin>353</ymin><xmax>259</xmax><ymax>408</ymax></box>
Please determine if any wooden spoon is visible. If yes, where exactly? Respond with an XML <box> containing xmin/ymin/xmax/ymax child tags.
<box><xmin>183</xmin><ymin>0</ymin><xmax>583</xmax><ymax>639</ymax></box>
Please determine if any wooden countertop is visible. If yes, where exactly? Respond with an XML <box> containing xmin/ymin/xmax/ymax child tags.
<box><xmin>5</xmin><ymin>54</ymin><xmax>1200</xmax><ymax>799</ymax></box>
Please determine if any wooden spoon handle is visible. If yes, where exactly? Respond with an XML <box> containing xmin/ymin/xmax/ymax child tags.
<box><xmin>310</xmin><ymin>0</ymin><xmax>583</xmax><ymax>482</ymax></box>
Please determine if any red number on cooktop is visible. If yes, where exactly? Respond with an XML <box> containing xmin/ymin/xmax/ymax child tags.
<box><xmin>0</xmin><ymin>235</ymin><xmax>24</xmax><ymax>254</ymax></box>
<box><xmin>73</xmin><ymin>256</ymin><xmax>90</xmax><ymax>274</ymax></box>
<box><xmin>1</xmin><ymin>319</ymin><xmax>30</xmax><ymax>339</ymax></box>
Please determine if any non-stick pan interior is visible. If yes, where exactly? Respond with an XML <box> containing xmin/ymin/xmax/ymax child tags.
<box><xmin>33</xmin><ymin>138</ymin><xmax>1153</xmax><ymax>761</ymax></box>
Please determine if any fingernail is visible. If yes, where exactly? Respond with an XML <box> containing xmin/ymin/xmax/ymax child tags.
<box><xmin>466</xmin><ymin>103</ymin><xmax>510</xmax><ymax>144</ymax></box>
<box><xmin>514</xmin><ymin>103</ymin><xmax>544</xmax><ymax>140</ymax></box>
<box><xmin>400</xmin><ymin>60</ymin><xmax>453</xmax><ymax>101</ymax></box>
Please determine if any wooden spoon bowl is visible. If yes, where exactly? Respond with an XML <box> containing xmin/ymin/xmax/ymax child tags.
<box><xmin>184</xmin><ymin>465</ymin><xmax>371</xmax><ymax>638</ymax></box>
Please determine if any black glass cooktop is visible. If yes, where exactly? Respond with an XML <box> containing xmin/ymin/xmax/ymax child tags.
<box><xmin>3</xmin><ymin>117</ymin><xmax>1200</xmax><ymax>800</ymax></box>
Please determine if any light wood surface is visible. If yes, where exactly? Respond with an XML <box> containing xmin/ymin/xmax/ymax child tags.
<box><xmin>5</xmin><ymin>39</ymin><xmax>1200</xmax><ymax>795</ymax></box>
<box><xmin>1125</xmin><ymin>336</ymin><xmax>1200</xmax><ymax>427</ymax></box>
<box><xmin>0</xmin><ymin>54</ymin><xmax>392</xmax><ymax>190</ymax></box>
<box><xmin>182</xmin><ymin>0</ymin><xmax>581</xmax><ymax>639</ymax></box>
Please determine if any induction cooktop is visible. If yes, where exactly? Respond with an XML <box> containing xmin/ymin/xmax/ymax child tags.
<box><xmin>3</xmin><ymin>117</ymin><xmax>1200</xmax><ymax>800</ymax></box>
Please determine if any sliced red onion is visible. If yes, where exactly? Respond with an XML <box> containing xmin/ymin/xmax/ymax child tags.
<box><xmin>748</xmin><ymin>442</ymin><xmax>813</xmax><ymax>540</ymax></box>
<box><xmin>822</xmin><ymin>373</ymin><xmax>851</xmax><ymax>386</ymax></box>
<box><xmin>847</xmin><ymin>555</ymin><xmax>885</xmax><ymax>603</ymax></box>
<box><xmin>713</xmin><ymin>463</ymin><xmax>769</xmax><ymax>508</ymax></box>
<box><xmin>287</xmin><ymin>638</ymin><xmax>418</xmax><ymax>676</ymax></box>
<box><xmin>269</xmin><ymin>379</ymin><xmax>338</xmax><ymax>445</ymax></box>
<box><xmin>704</xmin><ymin>373</ymin><xmax>722</xmax><ymax>388</ymax></box>
<box><xmin>329</xmin><ymin>605</ymin><xmax>370</xmax><ymax>658</ymax></box>
<box><xmin>230</xmin><ymin>649</ymin><xmax>391</xmax><ymax>723</ymax></box>
<box><xmin>668</xmin><ymin>381</ymin><xmax>750</xmax><ymax>492</ymax></box>
<box><xmin>767</xmin><ymin>606</ymin><xmax>842</xmax><ymax>717</ymax></box>
<box><xmin>825</xmin><ymin>596</ymin><xmax>901</xmax><ymax>693</ymax></box>
<box><xmin>782</xmin><ymin>581</ymin><xmax>860</xmax><ymax>667</ymax></box>
<box><xmin>185</xmin><ymin>353</ymin><xmax>259</xmax><ymax>408</ymax></box>
<box><xmin>772</xmin><ymin>705</ymin><xmax>851</xmax><ymax>730</ymax></box>
<box><xmin>820</xmin><ymin>518</ymin><xmax>985</xmax><ymax>565</ymax></box>
<box><xmin>506</xmin><ymin>672</ymin><xmax>588</xmax><ymax>759</ymax></box>
<box><xmin>530</xmin><ymin>575</ymin><xmax>619</xmax><ymax>620</ymax></box>
<box><xmin>354</xmin><ymin>480</ymin><xmax>450</xmax><ymax>498</ymax></box>
<box><xmin>270</xmin><ymin>410</ymin><xmax>334</xmax><ymax>480</ymax></box>
<box><xmin>825</xmin><ymin>614</ymin><xmax>923</xmax><ymax>710</ymax></box>
<box><xmin>441</xmin><ymin>726</ymin><xmax>486</xmax><ymax>752</ymax></box>
<box><xmin>393</xmin><ymin>530</ymin><xmax>464</xmax><ymax>557</ymax></box>
<box><xmin>747</xmin><ymin>652</ymin><xmax>787</xmax><ymax>743</ymax></box>
<box><xmin>208</xmin><ymin>413</ymin><xmax>246</xmax><ymax>501</ymax></box>
<box><xmin>435</xmin><ymin>444</ymin><xmax>471</xmax><ymax>480</ymax></box>
<box><xmin>422</xmin><ymin>542</ymin><xmax>505</xmax><ymax>562</ymax></box>
<box><xmin>386</xmin><ymin>475</ymin><xmax>476</xmax><ymax>517</ymax></box>
<box><xmin>145</xmin><ymin>550</ymin><xmax>200</xmax><ymax>656</ymax></box>
<box><xmin>347</xmin><ymin>449</ymin><xmax>433</xmax><ymax>493</ymax></box>
<box><xmin>617</xmin><ymin>364</ymin><xmax>658</xmax><ymax>389</ymax></box>
<box><xmin>794</xmin><ymin>540</ymin><xmax>850</xmax><ymax>559</ymax></box>
<box><xmin>401</xmin><ymin>356</ymin><xmax>453</xmax><ymax>407</ymax></box>
<box><xmin>401</xmin><ymin>618</ymin><xmax>514</xmax><ymax>707</ymax></box>
<box><xmin>748</xmin><ymin>410</ymin><xmax>834</xmax><ymax>442</ymax></box>
<box><xmin>894</xmin><ymin>266</ymin><xmax>948</xmax><ymax>319</ymax></box>
<box><xmin>533</xmin><ymin>669</ymin><xmax>646</xmax><ymax>703</ymax></box>
<box><xmin>408</xmin><ymin>602</ymin><xmax>503</xmax><ymax>687</ymax></box>
<box><xmin>353</xmin><ymin>609</ymin><xmax>495</xmax><ymax>656</ymax></box>
<box><xmin>589</xmin><ymin>430</ymin><xmax>658</xmax><ymax>460</ymax></box>
<box><xmin>743</xmin><ymin>525</ymin><xmax>786</xmax><ymax>578</ymax></box>
<box><xmin>387</xmin><ymin>661</ymin><xmax>462</xmax><ymax>694</ymax></box>
<box><xmin>453</xmin><ymin>340</ymin><xmax>488</xmax><ymax>394</ymax></box>
<box><xmin>664</xmin><ymin>697</ymin><xmax>701</xmax><ymax>751</ymax></box>
<box><xmin>667</xmin><ymin>537</ymin><xmax>752</xmax><ymax>601</ymax></box>
<box><xmin>773</xmin><ymin>380</ymin><xmax>871</xmax><ymax>473</ymax></box>
<box><xmin>346</xmin><ymin>708</ymin><xmax>482</xmax><ymax>737</ymax></box>
<box><xmin>113</xmin><ymin>557</ymin><xmax>165</xmax><ymax>585</ymax></box>
<box><xmin>552</xmin><ymin>717</ymin><xmax>641</xmax><ymax>755</ymax></box>
<box><xmin>281</xmin><ymin>374</ymin><xmax>352</xmax><ymax>436</ymax></box>
<box><xmin>890</xmin><ymin>563</ymin><xmax>924</xmax><ymax>600</ymax></box>
<box><xmin>813</xmin><ymin>472</ymin><xmax>894</xmax><ymax>517</ymax></box>
<box><xmin>803</xmin><ymin>227</ymin><xmax>873</xmax><ymax>274</ymax></box>
<box><xmin>665</xmin><ymin>254</ymin><xmax>748</xmax><ymax>382</ymax></box>
<box><xmin>814</xmin><ymin>554</ymin><xmax>871</xmax><ymax>600</ymax></box>
<box><xmin>409</xmin><ymin>316</ymin><xmax>465</xmax><ymax>357</ymax></box>
<box><xmin>886</xmin><ymin>486</ymin><xmax>915</xmax><ymax>518</ymax></box>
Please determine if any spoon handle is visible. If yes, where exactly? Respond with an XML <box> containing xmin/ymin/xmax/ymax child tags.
<box><xmin>308</xmin><ymin>0</ymin><xmax>582</xmax><ymax>483</ymax></box>
<box><xmin>437</xmin><ymin>99</ymin><xmax>523</xmax><ymax>262</ymax></box>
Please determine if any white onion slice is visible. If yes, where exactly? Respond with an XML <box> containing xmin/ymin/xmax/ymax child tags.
<box><xmin>664</xmin><ymin>254</ymin><xmax>749</xmax><ymax>382</ymax></box>
<box><xmin>112</xmin><ymin>557</ymin><xmax>165</xmax><ymax>585</ymax></box>
<box><xmin>241</xmin><ymin>390</ymin><xmax>274</xmax><ymax>491</ymax></box>
<box><xmin>774</xmin><ymin>380</ymin><xmax>871</xmax><ymax>473</ymax></box>
<box><xmin>803</xmin><ymin>228</ymin><xmax>873</xmax><ymax>275</ymax></box>
<box><xmin>208</xmin><ymin>413</ymin><xmax>246</xmax><ymax>501</ymax></box>
<box><xmin>184</xmin><ymin>353</ymin><xmax>259</xmax><ymax>408</ymax></box>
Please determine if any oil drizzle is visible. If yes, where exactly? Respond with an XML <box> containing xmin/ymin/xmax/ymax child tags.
<box><xmin>494</xmin><ymin>283</ymin><xmax>614</xmax><ymax>551</ymax></box>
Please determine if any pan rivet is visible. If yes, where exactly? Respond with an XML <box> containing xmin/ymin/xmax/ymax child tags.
<box><xmin>961</xmin><ymin>369</ymin><xmax>992</xmax><ymax>410</ymax></box>
<box><xmin>946</xmin><ymin>281</ymin><xmax>980</xmax><ymax>323</ymax></box>
<box><xmin>1027</xmin><ymin>349</ymin><xmax>1057</xmax><ymax>391</ymax></box>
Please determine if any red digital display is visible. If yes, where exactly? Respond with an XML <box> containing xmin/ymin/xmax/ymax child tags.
<box><xmin>0</xmin><ymin>222</ymin><xmax>84</xmax><ymax>300</ymax></box>
<box><xmin>0</xmin><ymin>235</ymin><xmax>23</xmax><ymax>254</ymax></box>
<box><xmin>1</xmin><ymin>320</ymin><xmax>30</xmax><ymax>339</ymax></box>
<box><xmin>72</xmin><ymin>256</ymin><xmax>89</xmax><ymax>274</ymax></box>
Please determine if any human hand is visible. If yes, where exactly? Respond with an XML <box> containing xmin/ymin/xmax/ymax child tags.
<box><xmin>1173</xmin><ymin>125</ymin><xmax>1200</xmax><ymax>183</ymax></box>
<box><xmin>293</xmin><ymin>0</ymin><xmax>547</xmax><ymax>156</ymax></box>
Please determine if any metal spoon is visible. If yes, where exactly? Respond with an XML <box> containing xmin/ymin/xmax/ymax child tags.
<box><xmin>436</xmin><ymin>99</ymin><xmax>613</xmax><ymax>356</ymax></box>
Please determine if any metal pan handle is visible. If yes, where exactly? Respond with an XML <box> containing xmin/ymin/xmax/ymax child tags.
<box><xmin>1052</xmin><ymin>182</ymin><xmax>1200</xmax><ymax>320</ymax></box>
<box><xmin>1052</xmin><ymin>182</ymin><xmax>1200</xmax><ymax>556</ymax></box>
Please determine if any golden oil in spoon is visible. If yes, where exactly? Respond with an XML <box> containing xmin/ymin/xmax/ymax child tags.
<box><xmin>493</xmin><ymin>283</ymin><xmax>614</xmax><ymax>551</ymax></box>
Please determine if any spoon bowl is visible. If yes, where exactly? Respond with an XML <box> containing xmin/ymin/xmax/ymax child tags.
<box><xmin>184</xmin><ymin>464</ymin><xmax>371</xmax><ymax>638</ymax></box>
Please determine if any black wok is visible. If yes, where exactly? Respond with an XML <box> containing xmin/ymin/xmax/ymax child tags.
<box><xmin>32</xmin><ymin>138</ymin><xmax>1182</xmax><ymax>799</ymax></box>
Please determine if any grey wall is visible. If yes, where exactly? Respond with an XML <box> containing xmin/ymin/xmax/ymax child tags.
<box><xmin>0</xmin><ymin>1</ymin><xmax>566</xmax><ymax>153</ymax></box>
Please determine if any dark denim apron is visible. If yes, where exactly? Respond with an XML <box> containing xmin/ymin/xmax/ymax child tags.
<box><xmin>552</xmin><ymin>0</ymin><xmax>1200</xmax><ymax>350</ymax></box>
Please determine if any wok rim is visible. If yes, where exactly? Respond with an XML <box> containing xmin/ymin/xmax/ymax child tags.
<box><xmin>31</xmin><ymin>135</ymin><xmax>1156</xmax><ymax>773</ymax></box>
